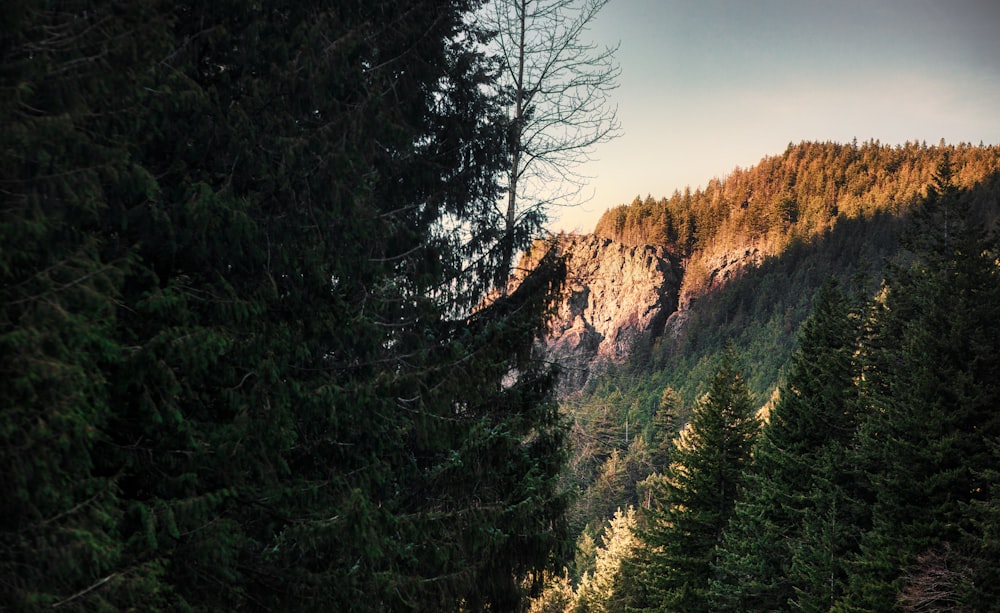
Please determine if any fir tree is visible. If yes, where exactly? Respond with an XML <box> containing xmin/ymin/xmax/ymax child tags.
<box><xmin>711</xmin><ymin>279</ymin><xmax>863</xmax><ymax>611</ymax></box>
<box><xmin>1</xmin><ymin>2</ymin><xmax>180</xmax><ymax>607</ymax></box>
<box><xmin>574</xmin><ymin>506</ymin><xmax>639</xmax><ymax>613</ymax></box>
<box><xmin>635</xmin><ymin>350</ymin><xmax>759</xmax><ymax>612</ymax></box>
<box><xmin>843</xmin><ymin>154</ymin><xmax>1000</xmax><ymax>611</ymax></box>
<box><xmin>1</xmin><ymin>1</ymin><xmax>570</xmax><ymax>609</ymax></box>
<box><xmin>957</xmin><ymin>435</ymin><xmax>1000</xmax><ymax>610</ymax></box>
<box><xmin>651</xmin><ymin>387</ymin><xmax>682</xmax><ymax>471</ymax></box>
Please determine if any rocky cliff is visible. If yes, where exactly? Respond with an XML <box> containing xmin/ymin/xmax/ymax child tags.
<box><xmin>539</xmin><ymin>234</ymin><xmax>681</xmax><ymax>395</ymax></box>
<box><xmin>531</xmin><ymin>233</ymin><xmax>773</xmax><ymax>396</ymax></box>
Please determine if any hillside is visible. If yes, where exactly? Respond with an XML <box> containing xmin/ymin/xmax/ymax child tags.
<box><xmin>595</xmin><ymin>139</ymin><xmax>1000</xmax><ymax>311</ymax></box>
<box><xmin>552</xmin><ymin>140</ymin><xmax>1000</xmax><ymax>544</ymax></box>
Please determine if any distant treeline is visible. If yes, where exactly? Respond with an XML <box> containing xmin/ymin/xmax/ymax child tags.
<box><xmin>595</xmin><ymin>139</ymin><xmax>1000</xmax><ymax>258</ymax></box>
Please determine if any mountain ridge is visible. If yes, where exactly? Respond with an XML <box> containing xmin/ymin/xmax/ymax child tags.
<box><xmin>533</xmin><ymin>140</ymin><xmax>1000</xmax><ymax>540</ymax></box>
<box><xmin>535</xmin><ymin>140</ymin><xmax>1000</xmax><ymax>401</ymax></box>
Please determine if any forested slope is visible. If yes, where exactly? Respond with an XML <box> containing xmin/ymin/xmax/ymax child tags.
<box><xmin>596</xmin><ymin>140</ymin><xmax>999</xmax><ymax>258</ymax></box>
<box><xmin>585</xmin><ymin>141</ymin><xmax>1000</xmax><ymax>402</ymax></box>
<box><xmin>557</xmin><ymin>142</ymin><xmax>1000</xmax><ymax>606</ymax></box>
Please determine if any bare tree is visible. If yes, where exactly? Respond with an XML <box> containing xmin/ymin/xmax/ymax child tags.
<box><xmin>899</xmin><ymin>545</ymin><xmax>974</xmax><ymax>612</ymax></box>
<box><xmin>484</xmin><ymin>0</ymin><xmax>621</xmax><ymax>285</ymax></box>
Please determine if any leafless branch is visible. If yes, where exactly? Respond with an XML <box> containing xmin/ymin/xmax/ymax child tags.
<box><xmin>51</xmin><ymin>574</ymin><xmax>116</xmax><ymax>609</ymax></box>
<box><xmin>480</xmin><ymin>0</ymin><xmax>621</xmax><ymax>284</ymax></box>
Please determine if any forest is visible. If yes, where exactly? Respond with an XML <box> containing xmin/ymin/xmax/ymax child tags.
<box><xmin>4</xmin><ymin>1</ymin><xmax>1000</xmax><ymax>611</ymax></box>
<box><xmin>541</xmin><ymin>145</ymin><xmax>1000</xmax><ymax>611</ymax></box>
<box><xmin>2</xmin><ymin>1</ymin><xmax>570</xmax><ymax>610</ymax></box>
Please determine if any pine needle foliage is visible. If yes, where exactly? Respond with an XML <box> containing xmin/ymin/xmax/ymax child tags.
<box><xmin>843</xmin><ymin>154</ymin><xmax>1000</xmax><ymax>612</ymax></box>
<box><xmin>1</xmin><ymin>1</ymin><xmax>571</xmax><ymax>609</ymax></box>
<box><xmin>710</xmin><ymin>279</ymin><xmax>865</xmax><ymax>612</ymax></box>
<box><xmin>633</xmin><ymin>350</ymin><xmax>759</xmax><ymax>612</ymax></box>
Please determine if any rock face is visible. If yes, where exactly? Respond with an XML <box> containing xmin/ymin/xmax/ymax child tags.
<box><xmin>526</xmin><ymin>233</ymin><xmax>768</xmax><ymax>397</ymax></box>
<box><xmin>541</xmin><ymin>235</ymin><xmax>681</xmax><ymax>395</ymax></box>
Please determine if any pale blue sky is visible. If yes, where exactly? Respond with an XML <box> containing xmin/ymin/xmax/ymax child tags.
<box><xmin>549</xmin><ymin>0</ymin><xmax>1000</xmax><ymax>232</ymax></box>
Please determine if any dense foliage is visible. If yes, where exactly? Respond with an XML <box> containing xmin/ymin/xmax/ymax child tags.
<box><xmin>842</xmin><ymin>156</ymin><xmax>1000</xmax><ymax>611</ymax></box>
<box><xmin>544</xmin><ymin>154</ymin><xmax>1000</xmax><ymax>612</ymax></box>
<box><xmin>1</xmin><ymin>1</ymin><xmax>570</xmax><ymax>610</ymax></box>
<box><xmin>709</xmin><ymin>279</ymin><xmax>865</xmax><ymax>611</ymax></box>
<box><xmin>560</xmin><ymin>142</ymin><xmax>1000</xmax><ymax>545</ymax></box>
<box><xmin>594</xmin><ymin>139</ymin><xmax>1000</xmax><ymax>261</ymax></box>
<box><xmin>631</xmin><ymin>350</ymin><xmax>760</xmax><ymax>612</ymax></box>
<box><xmin>598</xmin><ymin>140</ymin><xmax>1000</xmax><ymax>400</ymax></box>
<box><xmin>588</xmin><ymin>140</ymin><xmax>999</xmax><ymax>406</ymax></box>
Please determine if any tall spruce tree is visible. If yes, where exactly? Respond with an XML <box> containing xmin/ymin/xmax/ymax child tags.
<box><xmin>957</xmin><ymin>434</ymin><xmax>1000</xmax><ymax>610</ymax></box>
<box><xmin>635</xmin><ymin>350</ymin><xmax>759</xmax><ymax>612</ymax></box>
<box><xmin>843</xmin><ymin>155</ymin><xmax>1000</xmax><ymax>611</ymax></box>
<box><xmin>1</xmin><ymin>2</ymin><xmax>178</xmax><ymax>607</ymax></box>
<box><xmin>710</xmin><ymin>279</ymin><xmax>863</xmax><ymax>611</ymax></box>
<box><xmin>1</xmin><ymin>1</ymin><xmax>570</xmax><ymax>610</ymax></box>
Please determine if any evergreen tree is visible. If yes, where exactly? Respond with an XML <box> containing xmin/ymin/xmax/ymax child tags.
<box><xmin>1</xmin><ymin>3</ymin><xmax>182</xmax><ymax>607</ymax></box>
<box><xmin>711</xmin><ymin>279</ymin><xmax>863</xmax><ymax>611</ymax></box>
<box><xmin>651</xmin><ymin>387</ymin><xmax>682</xmax><ymax>471</ymax></box>
<box><xmin>635</xmin><ymin>350</ymin><xmax>759</xmax><ymax>612</ymax></box>
<box><xmin>574</xmin><ymin>506</ymin><xmax>639</xmax><ymax>613</ymax></box>
<box><xmin>1</xmin><ymin>1</ymin><xmax>570</xmax><ymax>609</ymax></box>
<box><xmin>529</xmin><ymin>569</ymin><xmax>576</xmax><ymax>613</ymax></box>
<box><xmin>957</xmin><ymin>435</ymin><xmax>1000</xmax><ymax>610</ymax></box>
<box><xmin>787</xmin><ymin>443</ymin><xmax>867</xmax><ymax>613</ymax></box>
<box><xmin>574</xmin><ymin>529</ymin><xmax>600</xmax><ymax>585</ymax></box>
<box><xmin>843</xmin><ymin>155</ymin><xmax>1000</xmax><ymax>611</ymax></box>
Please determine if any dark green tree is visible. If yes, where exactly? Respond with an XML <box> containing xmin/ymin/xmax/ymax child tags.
<box><xmin>956</xmin><ymin>435</ymin><xmax>1000</xmax><ymax>610</ymax></box>
<box><xmin>573</xmin><ymin>505</ymin><xmax>639</xmax><ymax>613</ymax></box>
<box><xmin>1</xmin><ymin>1</ymin><xmax>570</xmax><ymax>610</ymax></box>
<box><xmin>1</xmin><ymin>2</ymin><xmax>177</xmax><ymax>607</ymax></box>
<box><xmin>843</xmin><ymin>155</ymin><xmax>1000</xmax><ymax>611</ymax></box>
<box><xmin>788</xmin><ymin>446</ymin><xmax>866</xmax><ymax>613</ymax></box>
<box><xmin>635</xmin><ymin>350</ymin><xmax>759</xmax><ymax>612</ymax></box>
<box><xmin>710</xmin><ymin>278</ymin><xmax>863</xmax><ymax>611</ymax></box>
<box><xmin>650</xmin><ymin>387</ymin><xmax>682</xmax><ymax>472</ymax></box>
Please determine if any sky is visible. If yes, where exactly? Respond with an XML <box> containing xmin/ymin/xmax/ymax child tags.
<box><xmin>547</xmin><ymin>0</ymin><xmax>1000</xmax><ymax>233</ymax></box>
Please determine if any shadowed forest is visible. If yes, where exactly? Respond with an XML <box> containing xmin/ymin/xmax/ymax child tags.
<box><xmin>543</xmin><ymin>143</ymin><xmax>1000</xmax><ymax>612</ymax></box>
<box><xmin>3</xmin><ymin>2</ymin><xmax>1000</xmax><ymax>612</ymax></box>
<box><xmin>2</xmin><ymin>1</ymin><xmax>570</xmax><ymax>609</ymax></box>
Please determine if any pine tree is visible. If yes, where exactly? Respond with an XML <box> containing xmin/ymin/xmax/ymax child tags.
<box><xmin>710</xmin><ymin>279</ymin><xmax>863</xmax><ymax>611</ymax></box>
<box><xmin>788</xmin><ymin>444</ymin><xmax>866</xmax><ymax>613</ymax></box>
<box><xmin>635</xmin><ymin>350</ymin><xmax>759</xmax><ymax>612</ymax></box>
<box><xmin>575</xmin><ymin>529</ymin><xmax>600</xmax><ymax>585</ymax></box>
<box><xmin>958</xmin><ymin>436</ymin><xmax>1000</xmax><ymax>610</ymax></box>
<box><xmin>843</xmin><ymin>154</ymin><xmax>1000</xmax><ymax>611</ymax></box>
<box><xmin>1</xmin><ymin>2</ymin><xmax>179</xmax><ymax>607</ymax></box>
<box><xmin>574</xmin><ymin>506</ymin><xmax>639</xmax><ymax>613</ymax></box>
<box><xmin>2</xmin><ymin>1</ymin><xmax>570</xmax><ymax>609</ymax></box>
<box><xmin>651</xmin><ymin>387</ymin><xmax>682</xmax><ymax>472</ymax></box>
<box><xmin>530</xmin><ymin>568</ymin><xmax>576</xmax><ymax>613</ymax></box>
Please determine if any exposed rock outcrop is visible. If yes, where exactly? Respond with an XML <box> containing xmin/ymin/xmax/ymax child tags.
<box><xmin>665</xmin><ymin>244</ymin><xmax>765</xmax><ymax>333</ymax></box>
<box><xmin>539</xmin><ymin>235</ymin><xmax>681</xmax><ymax>396</ymax></box>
